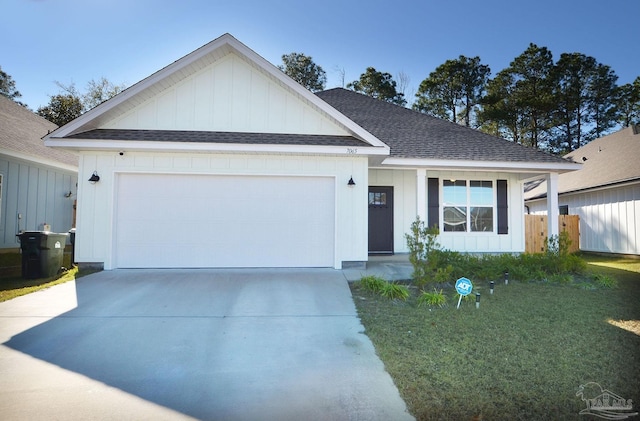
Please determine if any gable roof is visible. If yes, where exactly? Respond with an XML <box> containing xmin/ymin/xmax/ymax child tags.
<box><xmin>317</xmin><ymin>88</ymin><xmax>580</xmax><ymax>172</ymax></box>
<box><xmin>525</xmin><ymin>125</ymin><xmax>640</xmax><ymax>200</ymax></box>
<box><xmin>44</xmin><ymin>34</ymin><xmax>388</xmax><ymax>156</ymax></box>
<box><xmin>0</xmin><ymin>95</ymin><xmax>77</xmax><ymax>170</ymax></box>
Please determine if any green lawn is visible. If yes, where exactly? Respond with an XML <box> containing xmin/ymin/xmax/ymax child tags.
<box><xmin>351</xmin><ymin>254</ymin><xmax>640</xmax><ymax>420</ymax></box>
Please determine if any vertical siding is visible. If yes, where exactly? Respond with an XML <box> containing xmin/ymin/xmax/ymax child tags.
<box><xmin>526</xmin><ymin>183</ymin><xmax>640</xmax><ymax>255</ymax></box>
<box><xmin>368</xmin><ymin>169</ymin><xmax>525</xmax><ymax>254</ymax></box>
<box><xmin>76</xmin><ymin>151</ymin><xmax>368</xmax><ymax>269</ymax></box>
<box><xmin>0</xmin><ymin>155</ymin><xmax>77</xmax><ymax>249</ymax></box>
<box><xmin>369</xmin><ymin>169</ymin><xmax>417</xmax><ymax>253</ymax></box>
<box><xmin>104</xmin><ymin>54</ymin><xmax>349</xmax><ymax>136</ymax></box>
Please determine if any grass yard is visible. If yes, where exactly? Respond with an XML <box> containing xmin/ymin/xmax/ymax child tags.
<box><xmin>351</xmin><ymin>254</ymin><xmax>640</xmax><ymax>420</ymax></box>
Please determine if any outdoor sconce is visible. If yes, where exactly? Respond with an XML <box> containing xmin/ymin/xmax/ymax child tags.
<box><xmin>348</xmin><ymin>177</ymin><xmax>356</xmax><ymax>187</ymax></box>
<box><xmin>64</xmin><ymin>191</ymin><xmax>73</xmax><ymax>198</ymax></box>
<box><xmin>88</xmin><ymin>171</ymin><xmax>100</xmax><ymax>183</ymax></box>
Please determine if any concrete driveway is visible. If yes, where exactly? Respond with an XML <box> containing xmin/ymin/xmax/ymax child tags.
<box><xmin>0</xmin><ymin>269</ymin><xmax>414</xmax><ymax>420</ymax></box>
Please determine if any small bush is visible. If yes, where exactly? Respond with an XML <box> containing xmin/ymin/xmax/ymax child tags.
<box><xmin>548</xmin><ymin>273</ymin><xmax>573</xmax><ymax>284</ymax></box>
<box><xmin>359</xmin><ymin>275</ymin><xmax>387</xmax><ymax>293</ymax></box>
<box><xmin>593</xmin><ymin>273</ymin><xmax>617</xmax><ymax>288</ymax></box>
<box><xmin>380</xmin><ymin>282</ymin><xmax>410</xmax><ymax>301</ymax></box>
<box><xmin>417</xmin><ymin>289</ymin><xmax>447</xmax><ymax>308</ymax></box>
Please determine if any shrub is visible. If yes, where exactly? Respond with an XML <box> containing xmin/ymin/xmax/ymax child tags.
<box><xmin>403</xmin><ymin>218</ymin><xmax>597</xmax><ymax>288</ymax></box>
<box><xmin>359</xmin><ymin>275</ymin><xmax>387</xmax><ymax>293</ymax></box>
<box><xmin>380</xmin><ymin>282</ymin><xmax>410</xmax><ymax>300</ymax></box>
<box><xmin>405</xmin><ymin>218</ymin><xmax>442</xmax><ymax>287</ymax></box>
<box><xmin>417</xmin><ymin>289</ymin><xmax>447</xmax><ymax>308</ymax></box>
<box><xmin>548</xmin><ymin>273</ymin><xmax>573</xmax><ymax>284</ymax></box>
<box><xmin>593</xmin><ymin>274</ymin><xmax>617</xmax><ymax>288</ymax></box>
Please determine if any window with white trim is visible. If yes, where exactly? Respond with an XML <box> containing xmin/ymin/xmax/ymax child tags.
<box><xmin>443</xmin><ymin>180</ymin><xmax>494</xmax><ymax>232</ymax></box>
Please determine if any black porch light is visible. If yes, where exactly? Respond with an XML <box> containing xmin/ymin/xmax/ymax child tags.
<box><xmin>88</xmin><ymin>171</ymin><xmax>100</xmax><ymax>183</ymax></box>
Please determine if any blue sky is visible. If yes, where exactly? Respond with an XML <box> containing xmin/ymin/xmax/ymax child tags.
<box><xmin>4</xmin><ymin>0</ymin><xmax>639</xmax><ymax>110</ymax></box>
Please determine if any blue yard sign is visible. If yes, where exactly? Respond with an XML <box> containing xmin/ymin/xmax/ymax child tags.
<box><xmin>455</xmin><ymin>277</ymin><xmax>473</xmax><ymax>309</ymax></box>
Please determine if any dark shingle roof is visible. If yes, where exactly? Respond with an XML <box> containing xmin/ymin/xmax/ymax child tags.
<box><xmin>66</xmin><ymin>129</ymin><xmax>369</xmax><ymax>147</ymax></box>
<box><xmin>316</xmin><ymin>88</ymin><xmax>569</xmax><ymax>164</ymax></box>
<box><xmin>0</xmin><ymin>96</ymin><xmax>77</xmax><ymax>168</ymax></box>
<box><xmin>525</xmin><ymin>125</ymin><xmax>640</xmax><ymax>199</ymax></box>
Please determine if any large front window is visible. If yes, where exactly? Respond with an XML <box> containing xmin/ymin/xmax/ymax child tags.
<box><xmin>443</xmin><ymin>180</ymin><xmax>494</xmax><ymax>232</ymax></box>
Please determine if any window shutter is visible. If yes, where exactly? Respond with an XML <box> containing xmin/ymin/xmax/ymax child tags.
<box><xmin>497</xmin><ymin>179</ymin><xmax>508</xmax><ymax>234</ymax></box>
<box><xmin>427</xmin><ymin>178</ymin><xmax>439</xmax><ymax>229</ymax></box>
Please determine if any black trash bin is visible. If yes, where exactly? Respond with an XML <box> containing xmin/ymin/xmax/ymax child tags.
<box><xmin>68</xmin><ymin>228</ymin><xmax>76</xmax><ymax>266</ymax></box>
<box><xmin>17</xmin><ymin>231</ymin><xmax>68</xmax><ymax>279</ymax></box>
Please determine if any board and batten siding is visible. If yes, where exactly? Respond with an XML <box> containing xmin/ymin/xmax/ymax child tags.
<box><xmin>0</xmin><ymin>155</ymin><xmax>77</xmax><ymax>249</ymax></box>
<box><xmin>369</xmin><ymin>169</ymin><xmax>525</xmax><ymax>254</ymax></box>
<box><xmin>76</xmin><ymin>151</ymin><xmax>368</xmax><ymax>269</ymax></box>
<box><xmin>527</xmin><ymin>182</ymin><xmax>640</xmax><ymax>255</ymax></box>
<box><xmin>104</xmin><ymin>53</ymin><xmax>350</xmax><ymax>136</ymax></box>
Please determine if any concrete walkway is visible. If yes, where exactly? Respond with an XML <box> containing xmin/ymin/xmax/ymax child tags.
<box><xmin>342</xmin><ymin>254</ymin><xmax>414</xmax><ymax>282</ymax></box>
<box><xmin>0</xmin><ymin>268</ymin><xmax>414</xmax><ymax>420</ymax></box>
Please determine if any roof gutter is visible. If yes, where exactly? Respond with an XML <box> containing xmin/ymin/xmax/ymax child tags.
<box><xmin>44</xmin><ymin>138</ymin><xmax>390</xmax><ymax>156</ymax></box>
<box><xmin>381</xmin><ymin>157</ymin><xmax>581</xmax><ymax>173</ymax></box>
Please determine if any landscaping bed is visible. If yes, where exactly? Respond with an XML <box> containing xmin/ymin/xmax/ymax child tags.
<box><xmin>350</xmin><ymin>256</ymin><xmax>640</xmax><ymax>420</ymax></box>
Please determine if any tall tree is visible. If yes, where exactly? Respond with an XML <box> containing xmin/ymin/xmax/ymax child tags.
<box><xmin>36</xmin><ymin>94</ymin><xmax>83</xmax><ymax>126</ymax></box>
<box><xmin>478</xmin><ymin>44</ymin><xmax>555</xmax><ymax>149</ymax></box>
<box><xmin>0</xmin><ymin>66</ymin><xmax>25</xmax><ymax>105</ymax></box>
<box><xmin>614</xmin><ymin>77</ymin><xmax>640</xmax><ymax>127</ymax></box>
<box><xmin>414</xmin><ymin>56</ymin><xmax>489</xmax><ymax>125</ymax></box>
<box><xmin>587</xmin><ymin>63</ymin><xmax>618</xmax><ymax>140</ymax></box>
<box><xmin>478</xmin><ymin>70</ymin><xmax>524</xmax><ymax>142</ymax></box>
<box><xmin>279</xmin><ymin>52</ymin><xmax>327</xmax><ymax>92</ymax></box>
<box><xmin>550</xmin><ymin>53</ymin><xmax>596</xmax><ymax>153</ymax></box>
<box><xmin>457</xmin><ymin>56</ymin><xmax>491</xmax><ymax>127</ymax></box>
<box><xmin>347</xmin><ymin>67</ymin><xmax>406</xmax><ymax>106</ymax></box>
<box><xmin>550</xmin><ymin>54</ymin><xmax>619</xmax><ymax>152</ymax></box>
<box><xmin>36</xmin><ymin>77</ymin><xmax>125</xmax><ymax>126</ymax></box>
<box><xmin>413</xmin><ymin>59</ymin><xmax>461</xmax><ymax>122</ymax></box>
<box><xmin>55</xmin><ymin>77</ymin><xmax>126</xmax><ymax>112</ymax></box>
<box><xmin>507</xmin><ymin>43</ymin><xmax>556</xmax><ymax>149</ymax></box>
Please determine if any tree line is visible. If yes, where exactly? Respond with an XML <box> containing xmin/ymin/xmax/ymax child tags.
<box><xmin>3</xmin><ymin>44</ymin><xmax>639</xmax><ymax>155</ymax></box>
<box><xmin>280</xmin><ymin>46</ymin><xmax>640</xmax><ymax>155</ymax></box>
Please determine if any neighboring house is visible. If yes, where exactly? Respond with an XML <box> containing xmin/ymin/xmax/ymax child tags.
<box><xmin>525</xmin><ymin>125</ymin><xmax>640</xmax><ymax>255</ymax></box>
<box><xmin>0</xmin><ymin>96</ymin><xmax>78</xmax><ymax>250</ymax></box>
<box><xmin>44</xmin><ymin>34</ymin><xmax>579</xmax><ymax>270</ymax></box>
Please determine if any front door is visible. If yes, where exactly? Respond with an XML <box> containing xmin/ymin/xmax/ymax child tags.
<box><xmin>368</xmin><ymin>186</ymin><xmax>394</xmax><ymax>254</ymax></box>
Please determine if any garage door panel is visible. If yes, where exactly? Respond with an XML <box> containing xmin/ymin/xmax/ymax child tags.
<box><xmin>115</xmin><ymin>174</ymin><xmax>335</xmax><ymax>268</ymax></box>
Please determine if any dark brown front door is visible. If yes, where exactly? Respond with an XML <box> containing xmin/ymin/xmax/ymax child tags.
<box><xmin>368</xmin><ymin>186</ymin><xmax>394</xmax><ymax>254</ymax></box>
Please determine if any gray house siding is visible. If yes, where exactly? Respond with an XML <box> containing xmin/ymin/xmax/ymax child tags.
<box><xmin>0</xmin><ymin>154</ymin><xmax>77</xmax><ymax>250</ymax></box>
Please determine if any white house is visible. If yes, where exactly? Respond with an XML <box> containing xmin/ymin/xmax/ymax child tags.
<box><xmin>0</xmin><ymin>96</ymin><xmax>78</xmax><ymax>250</ymax></box>
<box><xmin>526</xmin><ymin>125</ymin><xmax>640</xmax><ymax>255</ymax></box>
<box><xmin>44</xmin><ymin>34</ymin><xmax>579</xmax><ymax>270</ymax></box>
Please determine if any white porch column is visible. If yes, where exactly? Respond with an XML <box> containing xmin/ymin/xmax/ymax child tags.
<box><xmin>546</xmin><ymin>172</ymin><xmax>559</xmax><ymax>238</ymax></box>
<box><xmin>416</xmin><ymin>169</ymin><xmax>427</xmax><ymax>222</ymax></box>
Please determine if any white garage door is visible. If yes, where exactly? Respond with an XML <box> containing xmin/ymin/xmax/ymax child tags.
<box><xmin>114</xmin><ymin>174</ymin><xmax>335</xmax><ymax>268</ymax></box>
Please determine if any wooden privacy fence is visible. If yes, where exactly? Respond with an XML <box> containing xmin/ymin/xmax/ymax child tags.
<box><xmin>525</xmin><ymin>215</ymin><xmax>580</xmax><ymax>254</ymax></box>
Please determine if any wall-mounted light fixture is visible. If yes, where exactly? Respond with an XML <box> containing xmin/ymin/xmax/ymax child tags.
<box><xmin>88</xmin><ymin>171</ymin><xmax>100</xmax><ymax>183</ymax></box>
<box><xmin>64</xmin><ymin>191</ymin><xmax>73</xmax><ymax>198</ymax></box>
<box><xmin>348</xmin><ymin>177</ymin><xmax>356</xmax><ymax>187</ymax></box>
